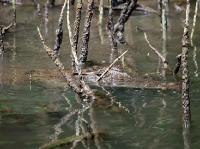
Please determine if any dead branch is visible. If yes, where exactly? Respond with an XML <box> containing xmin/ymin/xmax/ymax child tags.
<box><xmin>144</xmin><ymin>32</ymin><xmax>168</xmax><ymax>66</ymax></box>
<box><xmin>97</xmin><ymin>50</ymin><xmax>128</xmax><ymax>81</ymax></box>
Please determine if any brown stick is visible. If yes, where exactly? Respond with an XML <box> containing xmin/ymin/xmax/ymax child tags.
<box><xmin>97</xmin><ymin>50</ymin><xmax>128</xmax><ymax>81</ymax></box>
<box><xmin>144</xmin><ymin>32</ymin><xmax>168</xmax><ymax>65</ymax></box>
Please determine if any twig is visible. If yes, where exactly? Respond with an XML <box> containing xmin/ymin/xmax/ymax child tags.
<box><xmin>144</xmin><ymin>32</ymin><xmax>168</xmax><ymax>65</ymax></box>
<box><xmin>97</xmin><ymin>50</ymin><xmax>128</xmax><ymax>81</ymax></box>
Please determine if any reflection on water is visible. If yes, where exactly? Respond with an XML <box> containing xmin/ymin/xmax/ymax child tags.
<box><xmin>0</xmin><ymin>1</ymin><xmax>200</xmax><ymax>149</ymax></box>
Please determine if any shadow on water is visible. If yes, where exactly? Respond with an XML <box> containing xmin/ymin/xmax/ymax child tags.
<box><xmin>0</xmin><ymin>0</ymin><xmax>200</xmax><ymax>149</ymax></box>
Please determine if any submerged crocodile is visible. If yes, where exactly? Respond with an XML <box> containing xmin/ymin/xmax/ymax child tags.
<box><xmin>0</xmin><ymin>65</ymin><xmax>180</xmax><ymax>91</ymax></box>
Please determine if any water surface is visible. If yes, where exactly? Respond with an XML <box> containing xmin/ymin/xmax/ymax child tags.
<box><xmin>0</xmin><ymin>1</ymin><xmax>200</xmax><ymax>149</ymax></box>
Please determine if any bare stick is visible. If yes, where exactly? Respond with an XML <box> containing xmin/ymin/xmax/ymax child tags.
<box><xmin>53</xmin><ymin>0</ymin><xmax>67</xmax><ymax>54</ymax></box>
<box><xmin>97</xmin><ymin>50</ymin><xmax>128</xmax><ymax>81</ymax></box>
<box><xmin>144</xmin><ymin>32</ymin><xmax>167</xmax><ymax>65</ymax></box>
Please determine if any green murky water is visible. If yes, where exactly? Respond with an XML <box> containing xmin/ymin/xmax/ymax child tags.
<box><xmin>0</xmin><ymin>1</ymin><xmax>200</xmax><ymax>149</ymax></box>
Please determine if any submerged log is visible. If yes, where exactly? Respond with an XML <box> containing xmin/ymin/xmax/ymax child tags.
<box><xmin>0</xmin><ymin>64</ymin><xmax>180</xmax><ymax>91</ymax></box>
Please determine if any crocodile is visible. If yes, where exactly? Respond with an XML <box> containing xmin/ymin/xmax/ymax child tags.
<box><xmin>1</xmin><ymin>65</ymin><xmax>180</xmax><ymax>90</ymax></box>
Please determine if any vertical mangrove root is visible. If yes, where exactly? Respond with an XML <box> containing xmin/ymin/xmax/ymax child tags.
<box><xmin>114</xmin><ymin>0</ymin><xmax>138</xmax><ymax>43</ymax></box>
<box><xmin>108</xmin><ymin>0</ymin><xmax>118</xmax><ymax>62</ymax></box>
<box><xmin>79</xmin><ymin>0</ymin><xmax>94</xmax><ymax>64</ymax></box>
<box><xmin>181</xmin><ymin>0</ymin><xmax>191</xmax><ymax>128</ymax></box>
<box><xmin>37</xmin><ymin>27</ymin><xmax>95</xmax><ymax>101</ymax></box>
<box><xmin>71</xmin><ymin>0</ymin><xmax>83</xmax><ymax>72</ymax></box>
<box><xmin>53</xmin><ymin>0</ymin><xmax>67</xmax><ymax>54</ymax></box>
